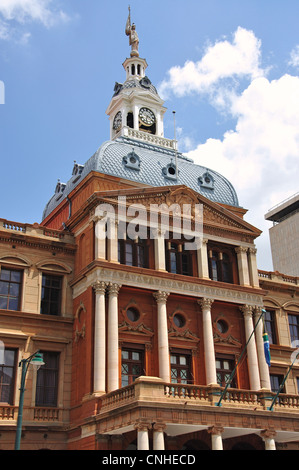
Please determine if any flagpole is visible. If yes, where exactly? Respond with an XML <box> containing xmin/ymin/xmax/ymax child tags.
<box><xmin>268</xmin><ymin>349</ymin><xmax>299</xmax><ymax>411</ymax></box>
<box><xmin>215</xmin><ymin>308</ymin><xmax>265</xmax><ymax>407</ymax></box>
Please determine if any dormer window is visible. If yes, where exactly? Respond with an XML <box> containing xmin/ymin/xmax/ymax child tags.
<box><xmin>198</xmin><ymin>171</ymin><xmax>214</xmax><ymax>190</ymax></box>
<box><xmin>162</xmin><ymin>162</ymin><xmax>178</xmax><ymax>180</ymax></box>
<box><xmin>123</xmin><ymin>150</ymin><xmax>141</xmax><ymax>171</ymax></box>
<box><xmin>72</xmin><ymin>162</ymin><xmax>84</xmax><ymax>176</ymax></box>
<box><xmin>55</xmin><ymin>180</ymin><xmax>66</xmax><ymax>194</ymax></box>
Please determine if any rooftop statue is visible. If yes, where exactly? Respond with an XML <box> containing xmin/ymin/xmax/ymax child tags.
<box><xmin>125</xmin><ymin>6</ymin><xmax>139</xmax><ymax>57</ymax></box>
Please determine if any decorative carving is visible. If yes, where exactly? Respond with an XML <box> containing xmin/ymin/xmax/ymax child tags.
<box><xmin>240</xmin><ymin>304</ymin><xmax>253</xmax><ymax>317</ymax></box>
<box><xmin>208</xmin><ymin>425</ymin><xmax>224</xmax><ymax>436</ymax></box>
<box><xmin>153</xmin><ymin>291</ymin><xmax>169</xmax><ymax>303</ymax></box>
<box><xmin>198</xmin><ymin>298</ymin><xmax>214</xmax><ymax>310</ymax></box>
<box><xmin>119</xmin><ymin>320</ymin><xmax>154</xmax><ymax>336</ymax></box>
<box><xmin>108</xmin><ymin>283</ymin><xmax>122</xmax><ymax>296</ymax></box>
<box><xmin>92</xmin><ymin>280</ymin><xmax>107</xmax><ymax>295</ymax></box>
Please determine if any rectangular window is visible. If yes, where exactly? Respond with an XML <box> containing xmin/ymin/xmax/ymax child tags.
<box><xmin>35</xmin><ymin>351</ymin><xmax>59</xmax><ymax>407</ymax></box>
<box><xmin>0</xmin><ymin>348</ymin><xmax>17</xmax><ymax>404</ymax></box>
<box><xmin>166</xmin><ymin>242</ymin><xmax>193</xmax><ymax>276</ymax></box>
<box><xmin>216</xmin><ymin>356</ymin><xmax>236</xmax><ymax>388</ymax></box>
<box><xmin>40</xmin><ymin>274</ymin><xmax>62</xmax><ymax>316</ymax></box>
<box><xmin>0</xmin><ymin>268</ymin><xmax>22</xmax><ymax>311</ymax></box>
<box><xmin>288</xmin><ymin>314</ymin><xmax>299</xmax><ymax>343</ymax></box>
<box><xmin>118</xmin><ymin>238</ymin><xmax>148</xmax><ymax>268</ymax></box>
<box><xmin>170</xmin><ymin>352</ymin><xmax>192</xmax><ymax>384</ymax></box>
<box><xmin>121</xmin><ymin>347</ymin><xmax>144</xmax><ymax>387</ymax></box>
<box><xmin>270</xmin><ymin>374</ymin><xmax>285</xmax><ymax>394</ymax></box>
<box><xmin>264</xmin><ymin>310</ymin><xmax>277</xmax><ymax>344</ymax></box>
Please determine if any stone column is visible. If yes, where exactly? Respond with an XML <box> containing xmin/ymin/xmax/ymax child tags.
<box><xmin>208</xmin><ymin>426</ymin><xmax>224</xmax><ymax>450</ymax></box>
<box><xmin>92</xmin><ymin>281</ymin><xmax>107</xmax><ymax>394</ymax></box>
<box><xmin>235</xmin><ymin>247</ymin><xmax>250</xmax><ymax>287</ymax></box>
<box><xmin>135</xmin><ymin>422</ymin><xmax>150</xmax><ymax>450</ymax></box>
<box><xmin>94</xmin><ymin>216</ymin><xmax>106</xmax><ymax>260</ymax></box>
<box><xmin>153</xmin><ymin>422</ymin><xmax>166</xmax><ymax>450</ymax></box>
<box><xmin>107</xmin><ymin>283</ymin><xmax>122</xmax><ymax>392</ymax></box>
<box><xmin>261</xmin><ymin>430</ymin><xmax>276</xmax><ymax>450</ymax></box>
<box><xmin>198</xmin><ymin>298</ymin><xmax>217</xmax><ymax>386</ymax></box>
<box><xmin>240</xmin><ymin>305</ymin><xmax>261</xmax><ymax>391</ymax></box>
<box><xmin>254</xmin><ymin>307</ymin><xmax>271</xmax><ymax>390</ymax></box>
<box><xmin>107</xmin><ymin>219</ymin><xmax>119</xmax><ymax>263</ymax></box>
<box><xmin>197</xmin><ymin>238</ymin><xmax>210</xmax><ymax>279</ymax></box>
<box><xmin>153</xmin><ymin>291</ymin><xmax>170</xmax><ymax>382</ymax></box>
<box><xmin>248</xmin><ymin>247</ymin><xmax>260</xmax><ymax>287</ymax></box>
<box><xmin>153</xmin><ymin>229</ymin><xmax>166</xmax><ymax>271</ymax></box>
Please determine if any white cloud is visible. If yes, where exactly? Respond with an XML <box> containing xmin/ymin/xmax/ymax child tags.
<box><xmin>159</xmin><ymin>27</ymin><xmax>265</xmax><ymax>99</ymax></box>
<box><xmin>0</xmin><ymin>0</ymin><xmax>69</xmax><ymax>42</ymax></box>
<box><xmin>289</xmin><ymin>45</ymin><xmax>299</xmax><ymax>68</ymax></box>
<box><xmin>160</xmin><ymin>27</ymin><xmax>299</xmax><ymax>270</ymax></box>
<box><xmin>186</xmin><ymin>74</ymin><xmax>299</xmax><ymax>269</ymax></box>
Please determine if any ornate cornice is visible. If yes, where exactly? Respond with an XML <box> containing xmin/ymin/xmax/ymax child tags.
<box><xmin>74</xmin><ymin>265</ymin><xmax>264</xmax><ymax>307</ymax></box>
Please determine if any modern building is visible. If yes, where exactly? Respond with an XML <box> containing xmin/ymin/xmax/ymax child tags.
<box><xmin>265</xmin><ymin>192</ymin><xmax>299</xmax><ymax>277</ymax></box>
<box><xmin>1</xmin><ymin>15</ymin><xmax>299</xmax><ymax>451</ymax></box>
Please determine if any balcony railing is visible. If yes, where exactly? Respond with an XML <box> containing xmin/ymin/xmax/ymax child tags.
<box><xmin>0</xmin><ymin>405</ymin><xmax>63</xmax><ymax>423</ymax></box>
<box><xmin>99</xmin><ymin>377</ymin><xmax>299</xmax><ymax>414</ymax></box>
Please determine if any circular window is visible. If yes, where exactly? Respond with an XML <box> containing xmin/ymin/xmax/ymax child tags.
<box><xmin>173</xmin><ymin>313</ymin><xmax>186</xmax><ymax>328</ymax></box>
<box><xmin>217</xmin><ymin>319</ymin><xmax>228</xmax><ymax>334</ymax></box>
<box><xmin>168</xmin><ymin>165</ymin><xmax>176</xmax><ymax>175</ymax></box>
<box><xmin>126</xmin><ymin>307</ymin><xmax>140</xmax><ymax>323</ymax></box>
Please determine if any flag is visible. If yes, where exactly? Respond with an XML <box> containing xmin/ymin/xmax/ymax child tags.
<box><xmin>263</xmin><ymin>330</ymin><xmax>271</xmax><ymax>367</ymax></box>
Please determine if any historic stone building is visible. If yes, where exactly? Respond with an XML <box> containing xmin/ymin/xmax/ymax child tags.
<box><xmin>0</xmin><ymin>14</ymin><xmax>299</xmax><ymax>450</ymax></box>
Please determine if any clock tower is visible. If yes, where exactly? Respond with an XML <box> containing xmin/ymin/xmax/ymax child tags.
<box><xmin>106</xmin><ymin>10</ymin><xmax>173</xmax><ymax>149</ymax></box>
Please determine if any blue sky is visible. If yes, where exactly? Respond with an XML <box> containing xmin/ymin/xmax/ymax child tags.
<box><xmin>0</xmin><ymin>0</ymin><xmax>299</xmax><ymax>271</ymax></box>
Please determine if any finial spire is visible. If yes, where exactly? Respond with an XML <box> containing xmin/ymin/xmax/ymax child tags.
<box><xmin>125</xmin><ymin>6</ymin><xmax>139</xmax><ymax>57</ymax></box>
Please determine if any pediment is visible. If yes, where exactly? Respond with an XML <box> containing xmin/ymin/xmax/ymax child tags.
<box><xmin>92</xmin><ymin>185</ymin><xmax>261</xmax><ymax>240</ymax></box>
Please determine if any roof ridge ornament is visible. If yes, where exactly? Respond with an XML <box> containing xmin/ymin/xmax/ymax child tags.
<box><xmin>125</xmin><ymin>6</ymin><xmax>139</xmax><ymax>57</ymax></box>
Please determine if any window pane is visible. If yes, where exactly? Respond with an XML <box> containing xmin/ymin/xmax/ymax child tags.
<box><xmin>0</xmin><ymin>269</ymin><xmax>10</xmax><ymax>281</ymax></box>
<box><xmin>132</xmin><ymin>352</ymin><xmax>140</xmax><ymax>361</ymax></box>
<box><xmin>179</xmin><ymin>356</ymin><xmax>187</xmax><ymax>365</ymax></box>
<box><xmin>35</xmin><ymin>352</ymin><xmax>59</xmax><ymax>407</ymax></box>
<box><xmin>0</xmin><ymin>281</ymin><xmax>9</xmax><ymax>295</ymax></box>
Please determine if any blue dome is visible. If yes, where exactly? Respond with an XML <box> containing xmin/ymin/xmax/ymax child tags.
<box><xmin>42</xmin><ymin>136</ymin><xmax>239</xmax><ymax>220</ymax></box>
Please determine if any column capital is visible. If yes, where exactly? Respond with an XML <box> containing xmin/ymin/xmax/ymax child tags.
<box><xmin>153</xmin><ymin>291</ymin><xmax>169</xmax><ymax>304</ymax></box>
<box><xmin>240</xmin><ymin>304</ymin><xmax>253</xmax><ymax>317</ymax></box>
<box><xmin>248</xmin><ymin>247</ymin><xmax>257</xmax><ymax>255</ymax></box>
<box><xmin>235</xmin><ymin>246</ymin><xmax>248</xmax><ymax>254</ymax></box>
<box><xmin>134</xmin><ymin>420</ymin><xmax>152</xmax><ymax>432</ymax></box>
<box><xmin>260</xmin><ymin>429</ymin><xmax>276</xmax><ymax>440</ymax></box>
<box><xmin>198</xmin><ymin>298</ymin><xmax>214</xmax><ymax>310</ymax></box>
<box><xmin>108</xmin><ymin>282</ymin><xmax>122</xmax><ymax>296</ymax></box>
<box><xmin>92</xmin><ymin>280</ymin><xmax>107</xmax><ymax>295</ymax></box>
<box><xmin>208</xmin><ymin>425</ymin><xmax>224</xmax><ymax>436</ymax></box>
<box><xmin>253</xmin><ymin>306</ymin><xmax>263</xmax><ymax>317</ymax></box>
<box><xmin>152</xmin><ymin>422</ymin><xmax>166</xmax><ymax>433</ymax></box>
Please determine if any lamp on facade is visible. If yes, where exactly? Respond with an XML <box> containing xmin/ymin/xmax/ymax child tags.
<box><xmin>14</xmin><ymin>351</ymin><xmax>45</xmax><ymax>450</ymax></box>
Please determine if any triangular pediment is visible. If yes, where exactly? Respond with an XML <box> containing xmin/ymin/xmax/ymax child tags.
<box><xmin>91</xmin><ymin>185</ymin><xmax>261</xmax><ymax>241</ymax></box>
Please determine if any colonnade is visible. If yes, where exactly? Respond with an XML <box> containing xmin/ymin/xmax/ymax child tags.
<box><xmin>92</xmin><ymin>281</ymin><xmax>271</xmax><ymax>394</ymax></box>
<box><xmin>92</xmin><ymin>282</ymin><xmax>273</xmax><ymax>449</ymax></box>
<box><xmin>93</xmin><ymin>217</ymin><xmax>260</xmax><ymax>288</ymax></box>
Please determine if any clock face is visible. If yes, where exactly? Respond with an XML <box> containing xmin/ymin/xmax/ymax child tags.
<box><xmin>113</xmin><ymin>111</ymin><xmax>122</xmax><ymax>131</ymax></box>
<box><xmin>139</xmin><ymin>107</ymin><xmax>155</xmax><ymax>126</ymax></box>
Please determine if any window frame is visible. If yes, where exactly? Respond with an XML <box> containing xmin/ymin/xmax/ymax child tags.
<box><xmin>170</xmin><ymin>350</ymin><xmax>193</xmax><ymax>385</ymax></box>
<box><xmin>264</xmin><ymin>309</ymin><xmax>278</xmax><ymax>345</ymax></box>
<box><xmin>35</xmin><ymin>351</ymin><xmax>60</xmax><ymax>408</ymax></box>
<box><xmin>121</xmin><ymin>344</ymin><xmax>145</xmax><ymax>388</ymax></box>
<box><xmin>207</xmin><ymin>244</ymin><xmax>236</xmax><ymax>284</ymax></box>
<box><xmin>0</xmin><ymin>266</ymin><xmax>23</xmax><ymax>311</ymax></box>
<box><xmin>40</xmin><ymin>273</ymin><xmax>63</xmax><ymax>316</ymax></box>
<box><xmin>0</xmin><ymin>348</ymin><xmax>17</xmax><ymax>405</ymax></box>
<box><xmin>288</xmin><ymin>313</ymin><xmax>299</xmax><ymax>344</ymax></box>
<box><xmin>215</xmin><ymin>355</ymin><xmax>237</xmax><ymax>388</ymax></box>
<box><xmin>165</xmin><ymin>240</ymin><xmax>193</xmax><ymax>277</ymax></box>
<box><xmin>118</xmin><ymin>237</ymin><xmax>148</xmax><ymax>268</ymax></box>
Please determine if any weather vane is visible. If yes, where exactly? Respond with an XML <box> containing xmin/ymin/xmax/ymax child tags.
<box><xmin>125</xmin><ymin>6</ymin><xmax>139</xmax><ymax>57</ymax></box>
